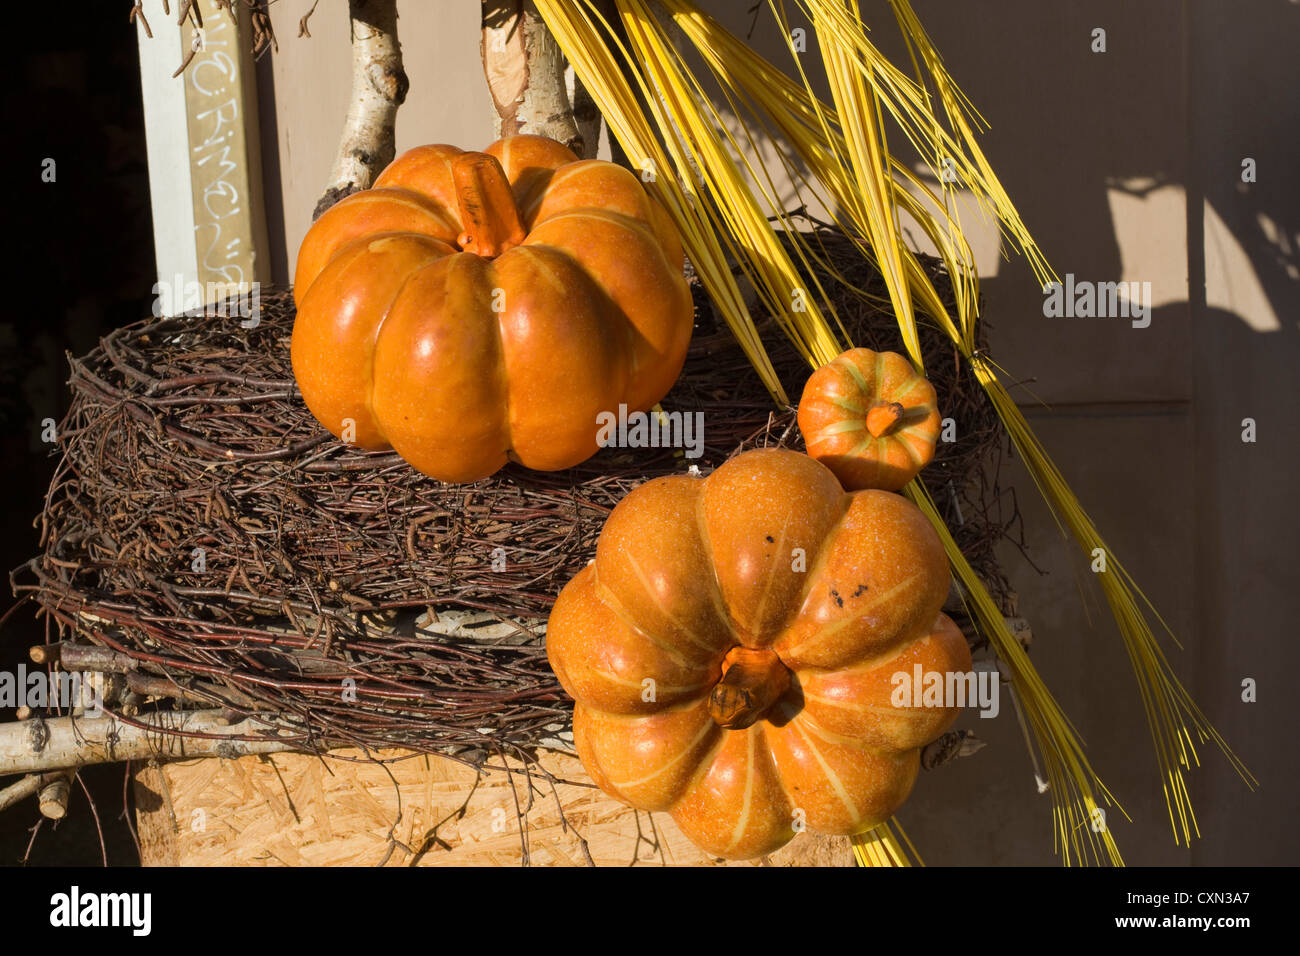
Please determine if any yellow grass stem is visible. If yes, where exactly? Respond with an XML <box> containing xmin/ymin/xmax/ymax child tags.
<box><xmin>971</xmin><ymin>359</ymin><xmax>1259</xmax><ymax>842</ymax></box>
<box><xmin>535</xmin><ymin>0</ymin><xmax>790</xmax><ymax>401</ymax></box>
<box><xmin>907</xmin><ymin>480</ymin><xmax>1126</xmax><ymax>865</ymax></box>
<box><xmin>852</xmin><ymin>818</ymin><xmax>921</xmax><ymax>866</ymax></box>
<box><xmin>808</xmin><ymin>1</ymin><xmax>919</xmax><ymax>366</ymax></box>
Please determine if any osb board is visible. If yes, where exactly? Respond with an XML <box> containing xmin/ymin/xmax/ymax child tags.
<box><xmin>133</xmin><ymin>748</ymin><xmax>854</xmax><ymax>867</ymax></box>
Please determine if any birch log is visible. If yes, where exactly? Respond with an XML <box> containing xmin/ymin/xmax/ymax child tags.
<box><xmin>313</xmin><ymin>0</ymin><xmax>408</xmax><ymax>219</ymax></box>
<box><xmin>481</xmin><ymin>0</ymin><xmax>583</xmax><ymax>153</ymax></box>
<box><xmin>0</xmin><ymin>774</ymin><xmax>46</xmax><ymax>813</ymax></box>
<box><xmin>0</xmin><ymin>711</ymin><xmax>305</xmax><ymax>777</ymax></box>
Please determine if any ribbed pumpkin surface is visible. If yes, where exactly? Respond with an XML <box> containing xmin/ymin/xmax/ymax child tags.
<box><xmin>798</xmin><ymin>347</ymin><xmax>942</xmax><ymax>491</ymax></box>
<box><xmin>546</xmin><ymin>448</ymin><xmax>970</xmax><ymax>859</ymax></box>
<box><xmin>292</xmin><ymin>135</ymin><xmax>692</xmax><ymax>482</ymax></box>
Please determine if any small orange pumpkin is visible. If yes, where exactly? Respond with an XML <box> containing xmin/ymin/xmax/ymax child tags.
<box><xmin>546</xmin><ymin>448</ymin><xmax>969</xmax><ymax>859</ymax></box>
<box><xmin>797</xmin><ymin>347</ymin><xmax>941</xmax><ymax>491</ymax></box>
<box><xmin>291</xmin><ymin>135</ymin><xmax>692</xmax><ymax>483</ymax></box>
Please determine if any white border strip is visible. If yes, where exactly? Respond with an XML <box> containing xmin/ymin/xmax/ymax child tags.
<box><xmin>136</xmin><ymin>0</ymin><xmax>198</xmax><ymax>289</ymax></box>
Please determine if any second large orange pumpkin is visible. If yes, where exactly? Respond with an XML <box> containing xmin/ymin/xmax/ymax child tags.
<box><xmin>546</xmin><ymin>448</ymin><xmax>970</xmax><ymax>859</ymax></box>
<box><xmin>291</xmin><ymin>135</ymin><xmax>693</xmax><ymax>483</ymax></box>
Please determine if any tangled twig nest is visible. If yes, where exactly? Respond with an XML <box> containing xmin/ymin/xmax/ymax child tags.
<box><xmin>12</xmin><ymin>233</ymin><xmax>1021</xmax><ymax>770</ymax></box>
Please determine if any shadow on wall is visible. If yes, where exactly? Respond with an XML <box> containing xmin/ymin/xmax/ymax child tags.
<box><xmin>720</xmin><ymin>0</ymin><xmax>1298</xmax><ymax>338</ymax></box>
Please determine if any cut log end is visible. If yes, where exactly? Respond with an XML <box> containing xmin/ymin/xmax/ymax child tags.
<box><xmin>38</xmin><ymin>771</ymin><xmax>73</xmax><ymax>819</ymax></box>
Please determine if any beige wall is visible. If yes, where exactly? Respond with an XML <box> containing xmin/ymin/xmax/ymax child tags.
<box><xmin>251</xmin><ymin>0</ymin><xmax>1299</xmax><ymax>865</ymax></box>
<box><xmin>258</xmin><ymin>1</ymin><xmax>498</xmax><ymax>282</ymax></box>
<box><xmin>872</xmin><ymin>0</ymin><xmax>1299</xmax><ymax>865</ymax></box>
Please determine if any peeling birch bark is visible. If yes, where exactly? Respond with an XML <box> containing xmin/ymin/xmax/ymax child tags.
<box><xmin>313</xmin><ymin>0</ymin><xmax>408</xmax><ymax>220</ymax></box>
<box><xmin>481</xmin><ymin>0</ymin><xmax>582</xmax><ymax>153</ymax></box>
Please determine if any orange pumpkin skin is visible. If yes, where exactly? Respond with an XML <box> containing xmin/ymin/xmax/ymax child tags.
<box><xmin>797</xmin><ymin>347</ymin><xmax>942</xmax><ymax>491</ymax></box>
<box><xmin>291</xmin><ymin>135</ymin><xmax>692</xmax><ymax>482</ymax></box>
<box><xmin>546</xmin><ymin>448</ymin><xmax>970</xmax><ymax>859</ymax></box>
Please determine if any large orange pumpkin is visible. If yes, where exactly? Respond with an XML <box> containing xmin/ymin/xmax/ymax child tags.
<box><xmin>291</xmin><ymin>135</ymin><xmax>693</xmax><ymax>483</ymax></box>
<box><xmin>546</xmin><ymin>448</ymin><xmax>970</xmax><ymax>859</ymax></box>
<box><xmin>798</xmin><ymin>347</ymin><xmax>942</xmax><ymax>491</ymax></box>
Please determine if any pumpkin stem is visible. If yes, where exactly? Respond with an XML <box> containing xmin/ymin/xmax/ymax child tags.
<box><xmin>866</xmin><ymin>401</ymin><xmax>905</xmax><ymax>438</ymax></box>
<box><xmin>708</xmin><ymin>647</ymin><xmax>791</xmax><ymax>730</ymax></box>
<box><xmin>451</xmin><ymin>152</ymin><xmax>526</xmax><ymax>258</ymax></box>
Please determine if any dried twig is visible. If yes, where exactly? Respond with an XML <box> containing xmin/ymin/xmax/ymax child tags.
<box><xmin>76</xmin><ymin>772</ymin><xmax>109</xmax><ymax>866</ymax></box>
<box><xmin>171</xmin><ymin>25</ymin><xmax>204</xmax><ymax>78</ymax></box>
<box><xmin>129</xmin><ymin>0</ymin><xmax>153</xmax><ymax>38</ymax></box>
<box><xmin>134</xmin><ymin>0</ymin><xmax>277</xmax><ymax>74</ymax></box>
<box><xmin>299</xmin><ymin>0</ymin><xmax>321</xmax><ymax>37</ymax></box>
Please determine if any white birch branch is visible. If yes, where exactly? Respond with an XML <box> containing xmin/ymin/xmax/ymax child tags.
<box><xmin>0</xmin><ymin>774</ymin><xmax>46</xmax><ymax>813</ymax></box>
<box><xmin>0</xmin><ymin>711</ymin><xmax>307</xmax><ymax>778</ymax></box>
<box><xmin>314</xmin><ymin>0</ymin><xmax>408</xmax><ymax>219</ymax></box>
